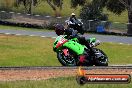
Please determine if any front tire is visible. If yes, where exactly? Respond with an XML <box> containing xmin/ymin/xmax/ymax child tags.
<box><xmin>57</xmin><ymin>49</ymin><xmax>77</xmax><ymax>66</ymax></box>
<box><xmin>93</xmin><ymin>48</ymin><xmax>108</xmax><ymax>66</ymax></box>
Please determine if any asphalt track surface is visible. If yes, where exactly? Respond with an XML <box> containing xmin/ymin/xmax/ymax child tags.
<box><xmin>0</xmin><ymin>29</ymin><xmax>132</xmax><ymax>44</ymax></box>
<box><xmin>0</xmin><ymin>66</ymin><xmax>132</xmax><ymax>81</ymax></box>
<box><xmin>0</xmin><ymin>66</ymin><xmax>132</xmax><ymax>70</ymax></box>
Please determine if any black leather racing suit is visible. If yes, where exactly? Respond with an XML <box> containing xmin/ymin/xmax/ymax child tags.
<box><xmin>64</xmin><ymin>28</ymin><xmax>94</xmax><ymax>56</ymax></box>
<box><xmin>64</xmin><ymin>28</ymin><xmax>95</xmax><ymax>65</ymax></box>
<box><xmin>68</xmin><ymin>17</ymin><xmax>84</xmax><ymax>35</ymax></box>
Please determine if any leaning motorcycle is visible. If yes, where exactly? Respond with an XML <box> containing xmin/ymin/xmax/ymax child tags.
<box><xmin>53</xmin><ymin>35</ymin><xmax>108</xmax><ymax>66</ymax></box>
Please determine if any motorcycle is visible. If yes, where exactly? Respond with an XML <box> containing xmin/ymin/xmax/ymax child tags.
<box><xmin>53</xmin><ymin>35</ymin><xmax>108</xmax><ymax>66</ymax></box>
<box><xmin>65</xmin><ymin>19</ymin><xmax>84</xmax><ymax>35</ymax></box>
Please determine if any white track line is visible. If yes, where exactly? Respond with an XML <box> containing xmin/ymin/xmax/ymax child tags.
<box><xmin>29</xmin><ymin>35</ymin><xmax>36</xmax><ymax>36</ymax></box>
<box><xmin>1</xmin><ymin>11</ymin><xmax>6</xmax><ymax>13</ymax></box>
<box><xmin>17</xmin><ymin>13</ymin><xmax>21</xmax><ymax>15</ymax></box>
<box><xmin>9</xmin><ymin>12</ymin><xmax>14</xmax><ymax>14</ymax></box>
<box><xmin>15</xmin><ymin>34</ymin><xmax>21</xmax><ymax>36</ymax></box>
<box><xmin>5</xmin><ymin>33</ymin><xmax>10</xmax><ymax>35</ymax></box>
<box><xmin>41</xmin><ymin>36</ymin><xmax>46</xmax><ymax>38</ymax></box>
<box><xmin>119</xmin><ymin>43</ymin><xmax>123</xmax><ymax>44</ymax></box>
<box><xmin>27</xmin><ymin>14</ymin><xmax>31</xmax><ymax>16</ymax></box>
<box><xmin>35</xmin><ymin>15</ymin><xmax>40</xmax><ymax>17</ymax></box>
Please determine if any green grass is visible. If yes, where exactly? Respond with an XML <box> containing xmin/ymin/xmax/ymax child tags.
<box><xmin>0</xmin><ymin>34</ymin><xmax>60</xmax><ymax>66</ymax></box>
<box><xmin>98</xmin><ymin>42</ymin><xmax>132</xmax><ymax>64</ymax></box>
<box><xmin>103</xmin><ymin>9</ymin><xmax>128</xmax><ymax>23</ymax></box>
<box><xmin>0</xmin><ymin>34</ymin><xmax>132</xmax><ymax>66</ymax></box>
<box><xmin>0</xmin><ymin>77</ymin><xmax>132</xmax><ymax>88</ymax></box>
<box><xmin>0</xmin><ymin>25</ymin><xmax>53</xmax><ymax>32</ymax></box>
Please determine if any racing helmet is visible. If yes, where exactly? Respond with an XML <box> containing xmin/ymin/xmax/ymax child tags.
<box><xmin>54</xmin><ymin>24</ymin><xmax>65</xmax><ymax>36</ymax></box>
<box><xmin>71</xmin><ymin>13</ymin><xmax>76</xmax><ymax>16</ymax></box>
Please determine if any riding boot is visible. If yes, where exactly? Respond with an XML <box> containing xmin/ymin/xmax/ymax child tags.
<box><xmin>84</xmin><ymin>41</ymin><xmax>95</xmax><ymax>56</ymax></box>
<box><xmin>77</xmin><ymin>36</ymin><xmax>95</xmax><ymax>56</ymax></box>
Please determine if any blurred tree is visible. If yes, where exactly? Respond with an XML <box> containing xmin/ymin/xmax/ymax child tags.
<box><xmin>80</xmin><ymin>1</ymin><xmax>108</xmax><ymax>21</ymax></box>
<box><xmin>0</xmin><ymin>0</ymin><xmax>15</xmax><ymax>10</ymax></box>
<box><xmin>101</xmin><ymin>0</ymin><xmax>132</xmax><ymax>35</ymax></box>
<box><xmin>118</xmin><ymin>0</ymin><xmax>132</xmax><ymax>35</ymax></box>
<box><xmin>80</xmin><ymin>0</ymin><xmax>132</xmax><ymax>35</ymax></box>
<box><xmin>46</xmin><ymin>0</ymin><xmax>63</xmax><ymax>17</ymax></box>
<box><xmin>46</xmin><ymin>0</ymin><xmax>87</xmax><ymax>16</ymax></box>
<box><xmin>5</xmin><ymin>0</ymin><xmax>14</xmax><ymax>7</ymax></box>
<box><xmin>15</xmin><ymin>0</ymin><xmax>38</xmax><ymax>14</ymax></box>
<box><xmin>15</xmin><ymin>0</ymin><xmax>63</xmax><ymax>16</ymax></box>
<box><xmin>71</xmin><ymin>0</ymin><xmax>86</xmax><ymax>9</ymax></box>
<box><xmin>80</xmin><ymin>0</ymin><xmax>108</xmax><ymax>31</ymax></box>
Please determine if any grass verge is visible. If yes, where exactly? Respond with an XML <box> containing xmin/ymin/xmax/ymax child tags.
<box><xmin>0</xmin><ymin>25</ymin><xmax>53</xmax><ymax>32</ymax></box>
<box><xmin>0</xmin><ymin>77</ymin><xmax>131</xmax><ymax>88</ymax></box>
<box><xmin>0</xmin><ymin>34</ymin><xmax>132</xmax><ymax>66</ymax></box>
<box><xmin>0</xmin><ymin>34</ymin><xmax>60</xmax><ymax>66</ymax></box>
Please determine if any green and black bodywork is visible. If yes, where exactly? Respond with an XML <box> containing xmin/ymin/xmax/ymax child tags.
<box><xmin>53</xmin><ymin>35</ymin><xmax>108</xmax><ymax>66</ymax></box>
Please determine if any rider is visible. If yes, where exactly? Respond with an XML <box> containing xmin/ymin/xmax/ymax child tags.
<box><xmin>55</xmin><ymin>17</ymin><xmax>96</xmax><ymax>52</ymax></box>
<box><xmin>67</xmin><ymin>13</ymin><xmax>84</xmax><ymax>35</ymax></box>
<box><xmin>54</xmin><ymin>24</ymin><xmax>95</xmax><ymax>65</ymax></box>
<box><xmin>69</xmin><ymin>13</ymin><xmax>77</xmax><ymax>24</ymax></box>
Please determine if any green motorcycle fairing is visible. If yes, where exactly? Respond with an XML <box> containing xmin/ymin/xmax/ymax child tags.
<box><xmin>53</xmin><ymin>35</ymin><xmax>64</xmax><ymax>49</ymax></box>
<box><xmin>86</xmin><ymin>37</ymin><xmax>96</xmax><ymax>43</ymax></box>
<box><xmin>63</xmin><ymin>40</ymin><xmax>85</xmax><ymax>55</ymax></box>
<box><xmin>53</xmin><ymin>35</ymin><xmax>85</xmax><ymax>55</ymax></box>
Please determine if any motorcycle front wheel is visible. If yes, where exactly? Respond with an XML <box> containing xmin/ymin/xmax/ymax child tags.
<box><xmin>57</xmin><ymin>49</ymin><xmax>77</xmax><ymax>66</ymax></box>
<box><xmin>93</xmin><ymin>48</ymin><xmax>108</xmax><ymax>66</ymax></box>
